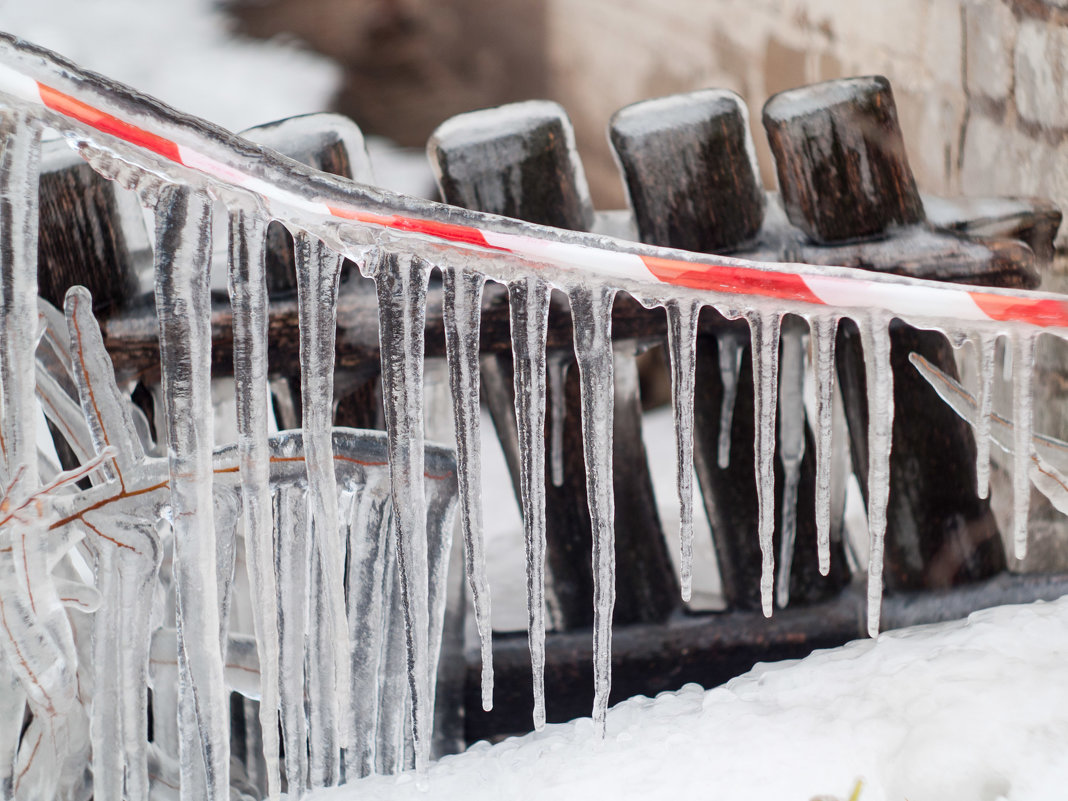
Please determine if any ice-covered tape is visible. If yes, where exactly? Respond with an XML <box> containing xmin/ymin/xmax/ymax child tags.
<box><xmin>2</xmin><ymin>60</ymin><xmax>1067</xmax><ymax>331</ymax></box>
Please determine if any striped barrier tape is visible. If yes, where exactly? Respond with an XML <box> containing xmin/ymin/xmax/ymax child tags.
<box><xmin>0</xmin><ymin>38</ymin><xmax>1066</xmax><ymax>331</ymax></box>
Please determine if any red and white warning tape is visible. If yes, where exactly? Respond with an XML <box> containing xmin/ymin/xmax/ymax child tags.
<box><xmin>0</xmin><ymin>55</ymin><xmax>1066</xmax><ymax>331</ymax></box>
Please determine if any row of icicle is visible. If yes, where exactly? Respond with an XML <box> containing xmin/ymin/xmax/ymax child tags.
<box><xmin>0</xmin><ymin>95</ymin><xmax>1055</xmax><ymax>801</ymax></box>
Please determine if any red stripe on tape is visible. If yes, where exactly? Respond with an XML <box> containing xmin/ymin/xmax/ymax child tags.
<box><xmin>392</xmin><ymin>217</ymin><xmax>500</xmax><ymax>249</ymax></box>
<box><xmin>971</xmin><ymin>293</ymin><xmax>1068</xmax><ymax>328</ymax></box>
<box><xmin>642</xmin><ymin>255</ymin><xmax>824</xmax><ymax>304</ymax></box>
<box><xmin>38</xmin><ymin>83</ymin><xmax>182</xmax><ymax>164</ymax></box>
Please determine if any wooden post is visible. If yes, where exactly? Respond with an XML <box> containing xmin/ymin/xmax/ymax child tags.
<box><xmin>610</xmin><ymin>89</ymin><xmax>851</xmax><ymax>610</ymax></box>
<box><xmin>763</xmin><ymin>77</ymin><xmax>1006</xmax><ymax>591</ymax></box>
<box><xmin>429</xmin><ymin>100</ymin><xmax>680</xmax><ymax>629</ymax></box>
<box><xmin>240</xmin><ymin>113</ymin><xmax>383</xmax><ymax>430</ymax></box>
<box><xmin>38</xmin><ymin>140</ymin><xmax>138</xmax><ymax>315</ymax></box>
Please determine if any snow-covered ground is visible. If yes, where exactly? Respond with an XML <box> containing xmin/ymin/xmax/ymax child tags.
<box><xmin>316</xmin><ymin>596</ymin><xmax>1068</xmax><ymax>801</ymax></box>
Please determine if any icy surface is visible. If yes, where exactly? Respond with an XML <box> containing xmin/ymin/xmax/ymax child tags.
<box><xmin>309</xmin><ymin>596</ymin><xmax>1068</xmax><ymax>801</ymax></box>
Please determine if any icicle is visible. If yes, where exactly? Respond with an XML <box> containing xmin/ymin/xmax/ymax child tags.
<box><xmin>0</xmin><ymin>111</ymin><xmax>41</xmax><ymax>487</ymax></box>
<box><xmin>1011</xmin><ymin>331</ymin><xmax>1037</xmax><ymax>560</ymax></box>
<box><xmin>308</xmin><ymin>549</ymin><xmax>340</xmax><ymax>789</ymax></box>
<box><xmin>859</xmin><ymin>314</ymin><xmax>894</xmax><ymax>638</ymax></box>
<box><xmin>775</xmin><ymin>318</ymin><xmax>806</xmax><ymax>609</ymax></box>
<box><xmin>441</xmin><ymin>266</ymin><xmax>494</xmax><ymax>711</ymax></box>
<box><xmin>226</xmin><ymin>207</ymin><xmax>282</xmax><ymax>798</ymax></box>
<box><xmin>547</xmin><ymin>352</ymin><xmax>569</xmax><ymax>488</ymax></box>
<box><xmin>372</xmin><ymin>250</ymin><xmax>434</xmax><ymax>774</ymax></box>
<box><xmin>151</xmin><ymin>184</ymin><xmax>230</xmax><ymax>800</ymax></box>
<box><xmin>92</xmin><ymin>547</ymin><xmax>124</xmax><ymax>801</ymax></box>
<box><xmin>809</xmin><ymin>314</ymin><xmax>838</xmax><ymax>576</ymax></box>
<box><xmin>276</xmin><ymin>486</ymin><xmax>309</xmax><ymax>796</ymax></box>
<box><xmin>716</xmin><ymin>328</ymin><xmax>745</xmax><ymax>468</ymax></box>
<box><xmin>974</xmin><ymin>333</ymin><xmax>996</xmax><ymax>500</ymax></box>
<box><xmin>294</xmin><ymin>230</ymin><xmax>350</xmax><ymax>751</ymax></box>
<box><xmin>568</xmin><ymin>285</ymin><xmax>617</xmax><ymax>736</ymax></box>
<box><xmin>344</xmin><ymin>479</ymin><xmax>393</xmax><ymax>779</ymax></box>
<box><xmin>117</xmin><ymin>545</ymin><xmax>158</xmax><ymax>801</ymax></box>
<box><xmin>665</xmin><ymin>299</ymin><xmax>700</xmax><ymax>602</ymax></box>
<box><xmin>747</xmin><ymin>310</ymin><xmax>782</xmax><ymax>617</ymax></box>
<box><xmin>507</xmin><ymin>275</ymin><xmax>551</xmax><ymax>730</ymax></box>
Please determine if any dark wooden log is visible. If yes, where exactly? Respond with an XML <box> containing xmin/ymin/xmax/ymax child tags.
<box><xmin>835</xmin><ymin>320</ymin><xmax>1005</xmax><ymax>589</ymax></box>
<box><xmin>609</xmin><ymin>89</ymin><xmax>765</xmax><ymax>252</ymax></box>
<box><xmin>38</xmin><ymin>140</ymin><xmax>137</xmax><ymax>315</ymax></box>
<box><xmin>763</xmin><ymin>76</ymin><xmax>924</xmax><ymax>244</ymax></box>
<box><xmin>610</xmin><ymin>90</ymin><xmax>850</xmax><ymax>609</ymax></box>
<box><xmin>98</xmin><ymin>278</ymin><xmax>725</xmax><ymax>384</ymax></box>
<box><xmin>241</xmin><ymin>113</ymin><xmax>372</xmax><ymax>296</ymax></box>
<box><xmin>762</xmin><ymin>76</ymin><xmax>1006</xmax><ymax>593</ymax></box>
<box><xmin>691</xmin><ymin>320</ymin><xmax>852</xmax><ymax>609</ymax></box>
<box><xmin>429</xmin><ymin>101</ymin><xmax>679</xmax><ymax>629</ymax></box>
<box><xmin>427</xmin><ymin>101</ymin><xmax>594</xmax><ymax>233</ymax></box>
<box><xmin>239</xmin><ymin>113</ymin><xmax>383</xmax><ymax>432</ymax></box>
<box><xmin>922</xmin><ymin>194</ymin><xmax>1062</xmax><ymax>267</ymax></box>
<box><xmin>464</xmin><ymin>570</ymin><xmax>1068</xmax><ymax>740</ymax></box>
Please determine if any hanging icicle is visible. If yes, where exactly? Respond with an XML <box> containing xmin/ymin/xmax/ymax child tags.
<box><xmin>441</xmin><ymin>265</ymin><xmax>494</xmax><ymax>711</ymax></box>
<box><xmin>665</xmin><ymin>299</ymin><xmax>700</xmax><ymax>602</ymax></box>
<box><xmin>507</xmin><ymin>275</ymin><xmax>552</xmax><ymax>730</ymax></box>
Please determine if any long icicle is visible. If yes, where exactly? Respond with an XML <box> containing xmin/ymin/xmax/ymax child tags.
<box><xmin>775</xmin><ymin>318</ymin><xmax>806</xmax><ymax>609</ymax></box>
<box><xmin>294</xmin><ymin>229</ymin><xmax>351</xmax><ymax>754</ymax></box>
<box><xmin>569</xmin><ymin>285</ymin><xmax>617</xmax><ymax>736</ymax></box>
<box><xmin>152</xmin><ymin>184</ymin><xmax>230</xmax><ymax>800</ymax></box>
<box><xmin>226</xmin><ymin>206</ymin><xmax>282</xmax><ymax>799</ymax></box>
<box><xmin>372</xmin><ymin>250</ymin><xmax>433</xmax><ymax>774</ymax></box>
<box><xmin>0</xmin><ymin>110</ymin><xmax>41</xmax><ymax>488</ymax></box>
<box><xmin>1012</xmin><ymin>330</ymin><xmax>1037</xmax><ymax>560</ymax></box>
<box><xmin>810</xmin><ymin>313</ymin><xmax>838</xmax><ymax>576</ymax></box>
<box><xmin>974</xmin><ymin>333</ymin><xmax>996</xmax><ymax>500</ymax></box>
<box><xmin>507</xmin><ymin>275</ymin><xmax>551</xmax><ymax>730</ymax></box>
<box><xmin>665</xmin><ymin>299</ymin><xmax>700</xmax><ymax>602</ymax></box>
<box><xmin>748</xmin><ymin>309</ymin><xmax>782</xmax><ymax>618</ymax></box>
<box><xmin>859</xmin><ymin>313</ymin><xmax>894</xmax><ymax>638</ymax></box>
<box><xmin>441</xmin><ymin>265</ymin><xmax>494</xmax><ymax>711</ymax></box>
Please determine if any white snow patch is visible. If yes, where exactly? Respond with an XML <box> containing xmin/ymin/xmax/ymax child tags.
<box><xmin>316</xmin><ymin>595</ymin><xmax>1068</xmax><ymax>801</ymax></box>
<box><xmin>0</xmin><ymin>0</ymin><xmax>340</xmax><ymax>133</ymax></box>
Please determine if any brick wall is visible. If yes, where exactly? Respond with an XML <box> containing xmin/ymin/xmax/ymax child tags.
<box><xmin>545</xmin><ymin>0</ymin><xmax>1068</xmax><ymax>258</ymax></box>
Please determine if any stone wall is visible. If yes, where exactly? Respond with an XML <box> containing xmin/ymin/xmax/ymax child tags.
<box><xmin>544</xmin><ymin>0</ymin><xmax>1068</xmax><ymax>260</ymax></box>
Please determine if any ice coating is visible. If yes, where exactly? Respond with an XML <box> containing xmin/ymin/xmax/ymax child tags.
<box><xmin>775</xmin><ymin>319</ymin><xmax>806</xmax><ymax>608</ymax></box>
<box><xmin>294</xmin><ymin>229</ymin><xmax>352</xmax><ymax>755</ymax></box>
<box><xmin>226</xmin><ymin>205</ymin><xmax>282</xmax><ymax>799</ymax></box>
<box><xmin>860</xmin><ymin>314</ymin><xmax>894</xmax><ymax>638</ymax></box>
<box><xmin>1012</xmin><ymin>332</ymin><xmax>1037</xmax><ymax>560</ymax></box>
<box><xmin>974</xmin><ymin>333</ymin><xmax>996</xmax><ymax>500</ymax></box>
<box><xmin>748</xmin><ymin>310</ymin><xmax>782</xmax><ymax>617</ymax></box>
<box><xmin>568</xmin><ymin>285</ymin><xmax>617</xmax><ymax>735</ymax></box>
<box><xmin>370</xmin><ymin>250</ymin><xmax>434</xmax><ymax>773</ymax></box>
<box><xmin>441</xmin><ymin>265</ymin><xmax>494</xmax><ymax>711</ymax></box>
<box><xmin>152</xmin><ymin>184</ymin><xmax>231</xmax><ymax>799</ymax></box>
<box><xmin>665</xmin><ymin>299</ymin><xmax>700</xmax><ymax>602</ymax></box>
<box><xmin>809</xmin><ymin>313</ymin><xmax>839</xmax><ymax>576</ymax></box>
<box><xmin>508</xmin><ymin>275</ymin><xmax>551</xmax><ymax>730</ymax></box>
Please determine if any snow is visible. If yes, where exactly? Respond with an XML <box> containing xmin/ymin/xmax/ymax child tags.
<box><xmin>0</xmin><ymin>0</ymin><xmax>340</xmax><ymax>133</ymax></box>
<box><xmin>313</xmin><ymin>595</ymin><xmax>1068</xmax><ymax>801</ymax></box>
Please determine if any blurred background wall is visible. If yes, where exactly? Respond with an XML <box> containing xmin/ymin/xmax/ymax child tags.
<box><xmin>230</xmin><ymin>0</ymin><xmax>1068</xmax><ymax>263</ymax></box>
